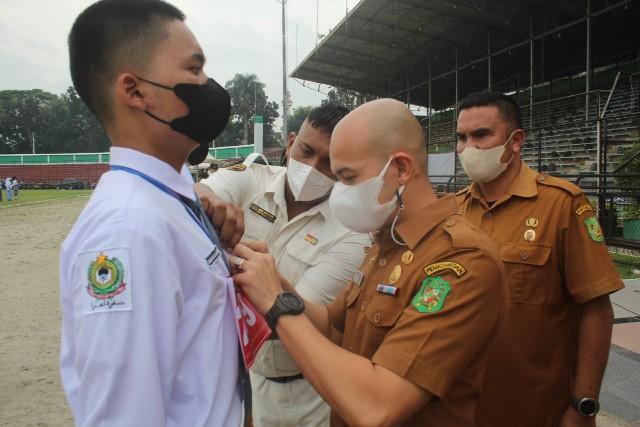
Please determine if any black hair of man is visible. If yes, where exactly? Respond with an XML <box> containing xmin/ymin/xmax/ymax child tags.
<box><xmin>306</xmin><ymin>103</ymin><xmax>350</xmax><ymax>136</ymax></box>
<box><xmin>458</xmin><ymin>90</ymin><xmax>523</xmax><ymax>131</ymax></box>
<box><xmin>280</xmin><ymin>103</ymin><xmax>350</xmax><ymax>166</ymax></box>
<box><xmin>69</xmin><ymin>0</ymin><xmax>186</xmax><ymax>125</ymax></box>
<box><xmin>208</xmin><ymin>163</ymin><xmax>219</xmax><ymax>172</ymax></box>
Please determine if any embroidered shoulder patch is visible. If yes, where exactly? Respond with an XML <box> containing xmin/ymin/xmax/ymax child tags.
<box><xmin>226</xmin><ymin>163</ymin><xmax>246</xmax><ymax>172</ymax></box>
<box><xmin>412</xmin><ymin>276</ymin><xmax>451</xmax><ymax>313</ymax></box>
<box><xmin>584</xmin><ymin>217</ymin><xmax>604</xmax><ymax>243</ymax></box>
<box><xmin>576</xmin><ymin>204</ymin><xmax>594</xmax><ymax>216</ymax></box>
<box><xmin>81</xmin><ymin>249</ymin><xmax>132</xmax><ymax>315</ymax></box>
<box><xmin>424</xmin><ymin>261</ymin><xmax>466</xmax><ymax>277</ymax></box>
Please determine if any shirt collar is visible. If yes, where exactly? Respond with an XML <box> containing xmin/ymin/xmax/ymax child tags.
<box><xmin>393</xmin><ymin>194</ymin><xmax>459</xmax><ymax>250</ymax></box>
<box><xmin>265</xmin><ymin>166</ymin><xmax>331</xmax><ymax>221</ymax></box>
<box><xmin>468</xmin><ymin>161</ymin><xmax>538</xmax><ymax>204</ymax></box>
<box><xmin>109</xmin><ymin>147</ymin><xmax>196</xmax><ymax>200</ymax></box>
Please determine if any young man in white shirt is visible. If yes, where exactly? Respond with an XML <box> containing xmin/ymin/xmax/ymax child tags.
<box><xmin>60</xmin><ymin>1</ymin><xmax>243</xmax><ymax>425</ymax></box>
<box><xmin>198</xmin><ymin>104</ymin><xmax>371</xmax><ymax>427</ymax></box>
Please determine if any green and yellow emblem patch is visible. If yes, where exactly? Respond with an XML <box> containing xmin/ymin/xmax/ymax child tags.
<box><xmin>584</xmin><ymin>217</ymin><xmax>604</xmax><ymax>243</ymax></box>
<box><xmin>87</xmin><ymin>253</ymin><xmax>126</xmax><ymax>299</ymax></box>
<box><xmin>412</xmin><ymin>276</ymin><xmax>451</xmax><ymax>313</ymax></box>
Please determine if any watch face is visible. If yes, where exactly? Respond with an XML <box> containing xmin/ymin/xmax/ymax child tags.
<box><xmin>580</xmin><ymin>399</ymin><xmax>597</xmax><ymax>415</ymax></box>
<box><xmin>281</xmin><ymin>292</ymin><xmax>304</xmax><ymax>311</ymax></box>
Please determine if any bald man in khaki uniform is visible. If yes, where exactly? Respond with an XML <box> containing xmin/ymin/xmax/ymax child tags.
<box><xmin>231</xmin><ymin>99</ymin><xmax>508</xmax><ymax>427</ymax></box>
<box><xmin>455</xmin><ymin>90</ymin><xmax>624</xmax><ymax>427</ymax></box>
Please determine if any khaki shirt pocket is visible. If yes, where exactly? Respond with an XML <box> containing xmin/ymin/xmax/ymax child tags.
<box><xmin>500</xmin><ymin>243</ymin><xmax>551</xmax><ymax>304</ymax></box>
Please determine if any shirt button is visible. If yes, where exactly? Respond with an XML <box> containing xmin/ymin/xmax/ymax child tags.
<box><xmin>378</xmin><ymin>258</ymin><xmax>387</xmax><ymax>267</ymax></box>
<box><xmin>373</xmin><ymin>312</ymin><xmax>381</xmax><ymax>323</ymax></box>
<box><xmin>445</xmin><ymin>219</ymin><xmax>456</xmax><ymax>227</ymax></box>
<box><xmin>484</xmin><ymin>212</ymin><xmax>493</xmax><ymax>219</ymax></box>
<box><xmin>520</xmin><ymin>252</ymin><xmax>529</xmax><ymax>260</ymax></box>
<box><xmin>361</xmin><ymin>300</ymin><xmax>368</xmax><ymax>310</ymax></box>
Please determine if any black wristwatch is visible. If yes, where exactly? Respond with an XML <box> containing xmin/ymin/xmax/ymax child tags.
<box><xmin>265</xmin><ymin>292</ymin><xmax>305</xmax><ymax>332</ymax></box>
<box><xmin>571</xmin><ymin>397</ymin><xmax>600</xmax><ymax>417</ymax></box>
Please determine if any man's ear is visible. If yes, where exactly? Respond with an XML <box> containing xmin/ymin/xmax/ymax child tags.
<box><xmin>392</xmin><ymin>152</ymin><xmax>413</xmax><ymax>185</ymax></box>
<box><xmin>114</xmin><ymin>73</ymin><xmax>147</xmax><ymax>112</ymax></box>
<box><xmin>285</xmin><ymin>132</ymin><xmax>297</xmax><ymax>158</ymax></box>
<box><xmin>511</xmin><ymin>129</ymin><xmax>525</xmax><ymax>154</ymax></box>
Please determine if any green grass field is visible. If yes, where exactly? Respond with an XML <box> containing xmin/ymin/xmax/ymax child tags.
<box><xmin>611</xmin><ymin>253</ymin><xmax>640</xmax><ymax>279</ymax></box>
<box><xmin>0</xmin><ymin>189</ymin><xmax>92</xmax><ymax>207</ymax></box>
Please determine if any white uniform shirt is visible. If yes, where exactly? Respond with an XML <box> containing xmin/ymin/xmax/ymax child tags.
<box><xmin>5</xmin><ymin>178</ymin><xmax>13</xmax><ymax>190</ymax></box>
<box><xmin>202</xmin><ymin>163</ymin><xmax>370</xmax><ymax>377</ymax></box>
<box><xmin>59</xmin><ymin>147</ymin><xmax>241</xmax><ymax>427</ymax></box>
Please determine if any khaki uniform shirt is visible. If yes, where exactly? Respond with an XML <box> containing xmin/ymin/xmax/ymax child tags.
<box><xmin>327</xmin><ymin>195</ymin><xmax>508</xmax><ymax>427</ymax></box>
<box><xmin>456</xmin><ymin>162</ymin><xmax>625</xmax><ymax>427</ymax></box>
<box><xmin>202</xmin><ymin>163</ymin><xmax>369</xmax><ymax>427</ymax></box>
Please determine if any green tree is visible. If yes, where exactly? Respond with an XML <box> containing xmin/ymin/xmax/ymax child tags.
<box><xmin>288</xmin><ymin>105</ymin><xmax>315</xmax><ymax>134</ymax></box>
<box><xmin>0</xmin><ymin>87</ymin><xmax>108</xmax><ymax>154</ymax></box>
<box><xmin>321</xmin><ymin>87</ymin><xmax>375</xmax><ymax>110</ymax></box>
<box><xmin>216</xmin><ymin>73</ymin><xmax>279</xmax><ymax>148</ymax></box>
<box><xmin>0</xmin><ymin>89</ymin><xmax>58</xmax><ymax>154</ymax></box>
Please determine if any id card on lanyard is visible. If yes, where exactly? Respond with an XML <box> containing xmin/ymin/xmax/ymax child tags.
<box><xmin>110</xmin><ymin>165</ymin><xmax>271</xmax><ymax>368</ymax></box>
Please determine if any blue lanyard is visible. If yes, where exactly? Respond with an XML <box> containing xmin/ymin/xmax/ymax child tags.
<box><xmin>110</xmin><ymin>165</ymin><xmax>228</xmax><ymax>268</ymax></box>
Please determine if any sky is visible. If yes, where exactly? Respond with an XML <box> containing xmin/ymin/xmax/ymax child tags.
<box><xmin>0</xmin><ymin>0</ymin><xmax>356</xmax><ymax>118</ymax></box>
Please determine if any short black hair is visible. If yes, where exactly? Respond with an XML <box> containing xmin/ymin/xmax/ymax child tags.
<box><xmin>208</xmin><ymin>163</ymin><xmax>219</xmax><ymax>171</ymax></box>
<box><xmin>69</xmin><ymin>0</ymin><xmax>185</xmax><ymax>124</ymax></box>
<box><xmin>306</xmin><ymin>104</ymin><xmax>350</xmax><ymax>135</ymax></box>
<box><xmin>458</xmin><ymin>90</ymin><xmax>523</xmax><ymax>130</ymax></box>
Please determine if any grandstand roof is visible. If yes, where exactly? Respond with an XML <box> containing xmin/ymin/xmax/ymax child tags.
<box><xmin>291</xmin><ymin>0</ymin><xmax>639</xmax><ymax>110</ymax></box>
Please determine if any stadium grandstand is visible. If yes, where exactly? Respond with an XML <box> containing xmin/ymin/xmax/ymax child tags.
<box><xmin>292</xmin><ymin>0</ymin><xmax>640</xmax><ymax>248</ymax></box>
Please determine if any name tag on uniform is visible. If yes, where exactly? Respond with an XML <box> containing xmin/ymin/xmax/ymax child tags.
<box><xmin>249</xmin><ymin>203</ymin><xmax>276</xmax><ymax>223</ymax></box>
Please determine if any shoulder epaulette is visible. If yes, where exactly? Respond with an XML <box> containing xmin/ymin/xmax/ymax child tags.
<box><xmin>441</xmin><ymin>215</ymin><xmax>479</xmax><ymax>249</ymax></box>
<box><xmin>535</xmin><ymin>174</ymin><xmax>582</xmax><ymax>197</ymax></box>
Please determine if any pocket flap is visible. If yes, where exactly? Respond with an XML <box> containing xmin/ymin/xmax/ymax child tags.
<box><xmin>500</xmin><ymin>243</ymin><xmax>551</xmax><ymax>266</ymax></box>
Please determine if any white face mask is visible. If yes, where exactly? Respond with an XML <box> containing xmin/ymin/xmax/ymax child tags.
<box><xmin>458</xmin><ymin>132</ymin><xmax>516</xmax><ymax>183</ymax></box>
<box><xmin>329</xmin><ymin>157</ymin><xmax>405</xmax><ymax>234</ymax></box>
<box><xmin>286</xmin><ymin>155</ymin><xmax>336</xmax><ymax>202</ymax></box>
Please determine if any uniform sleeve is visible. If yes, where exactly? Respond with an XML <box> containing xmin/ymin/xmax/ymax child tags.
<box><xmin>200</xmin><ymin>167</ymin><xmax>256</xmax><ymax>207</ymax></box>
<box><xmin>60</xmin><ymin>225</ymin><xmax>181</xmax><ymax>426</ymax></box>
<box><xmin>561</xmin><ymin>195</ymin><xmax>624</xmax><ymax>303</ymax></box>
<box><xmin>295</xmin><ymin>232</ymin><xmax>369</xmax><ymax>305</ymax></box>
<box><xmin>371</xmin><ymin>250</ymin><xmax>506</xmax><ymax>398</ymax></box>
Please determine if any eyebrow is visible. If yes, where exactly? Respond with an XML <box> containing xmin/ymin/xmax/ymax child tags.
<box><xmin>458</xmin><ymin>127</ymin><xmax>492</xmax><ymax>136</ymax></box>
<box><xmin>190</xmin><ymin>52</ymin><xmax>206</xmax><ymax>66</ymax></box>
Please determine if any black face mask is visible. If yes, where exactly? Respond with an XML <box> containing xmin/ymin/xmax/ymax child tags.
<box><xmin>137</xmin><ymin>76</ymin><xmax>231</xmax><ymax>165</ymax></box>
